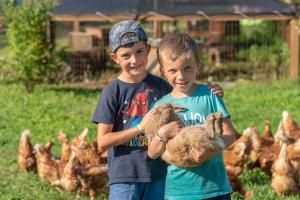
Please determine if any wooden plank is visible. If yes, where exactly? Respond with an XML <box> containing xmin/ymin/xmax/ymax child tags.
<box><xmin>73</xmin><ymin>19</ymin><xmax>80</xmax><ymax>32</ymax></box>
<box><xmin>140</xmin><ymin>12</ymin><xmax>175</xmax><ymax>21</ymax></box>
<box><xmin>287</xmin><ymin>20</ymin><xmax>299</xmax><ymax>79</ymax></box>
<box><xmin>51</xmin><ymin>14</ymin><xmax>134</xmax><ymax>22</ymax></box>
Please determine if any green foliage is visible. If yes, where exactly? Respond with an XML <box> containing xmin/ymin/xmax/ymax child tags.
<box><xmin>227</xmin><ymin>20</ymin><xmax>289</xmax><ymax>79</ymax></box>
<box><xmin>236</xmin><ymin>40</ymin><xmax>289</xmax><ymax>77</ymax></box>
<box><xmin>240</xmin><ymin>168</ymin><xmax>271</xmax><ymax>187</ymax></box>
<box><xmin>3</xmin><ymin>0</ymin><xmax>58</xmax><ymax>92</ymax></box>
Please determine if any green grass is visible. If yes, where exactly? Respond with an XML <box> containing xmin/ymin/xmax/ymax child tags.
<box><xmin>223</xmin><ymin>80</ymin><xmax>300</xmax><ymax>134</ymax></box>
<box><xmin>0</xmin><ymin>80</ymin><xmax>300</xmax><ymax>199</ymax></box>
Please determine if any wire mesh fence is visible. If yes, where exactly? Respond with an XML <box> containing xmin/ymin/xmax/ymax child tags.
<box><xmin>186</xmin><ymin>19</ymin><xmax>290</xmax><ymax>81</ymax></box>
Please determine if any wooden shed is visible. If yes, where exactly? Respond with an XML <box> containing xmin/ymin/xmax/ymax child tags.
<box><xmin>51</xmin><ymin>0</ymin><xmax>298</xmax><ymax>79</ymax></box>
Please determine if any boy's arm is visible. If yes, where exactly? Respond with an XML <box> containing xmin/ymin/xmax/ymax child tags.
<box><xmin>97</xmin><ymin>123</ymin><xmax>141</xmax><ymax>152</ymax></box>
<box><xmin>97</xmin><ymin>109</ymin><xmax>157</xmax><ymax>152</ymax></box>
<box><xmin>148</xmin><ymin>121</ymin><xmax>182</xmax><ymax>159</ymax></box>
<box><xmin>220</xmin><ymin>117</ymin><xmax>236</xmax><ymax>149</ymax></box>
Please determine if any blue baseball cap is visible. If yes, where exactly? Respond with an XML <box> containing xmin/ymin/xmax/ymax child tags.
<box><xmin>109</xmin><ymin>20</ymin><xmax>148</xmax><ymax>52</ymax></box>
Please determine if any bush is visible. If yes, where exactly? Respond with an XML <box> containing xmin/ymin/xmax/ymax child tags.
<box><xmin>2</xmin><ymin>0</ymin><xmax>58</xmax><ymax>92</ymax></box>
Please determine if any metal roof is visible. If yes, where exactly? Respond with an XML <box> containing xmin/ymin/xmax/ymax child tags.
<box><xmin>53</xmin><ymin>0</ymin><xmax>295</xmax><ymax>17</ymax></box>
<box><xmin>138</xmin><ymin>0</ymin><xmax>295</xmax><ymax>16</ymax></box>
<box><xmin>54</xmin><ymin>0</ymin><xmax>140</xmax><ymax>16</ymax></box>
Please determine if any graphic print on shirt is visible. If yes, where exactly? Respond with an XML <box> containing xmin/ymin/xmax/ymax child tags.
<box><xmin>122</xmin><ymin>88</ymin><xmax>157</xmax><ymax>147</ymax></box>
<box><xmin>181</xmin><ymin>111</ymin><xmax>206</xmax><ymax>125</ymax></box>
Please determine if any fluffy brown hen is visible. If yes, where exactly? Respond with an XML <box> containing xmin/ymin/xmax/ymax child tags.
<box><xmin>282</xmin><ymin>111</ymin><xmax>300</xmax><ymax>140</ymax></box>
<box><xmin>224</xmin><ymin>128</ymin><xmax>252</xmax><ymax>172</ymax></box>
<box><xmin>248</xmin><ymin>126</ymin><xmax>263</xmax><ymax>163</ymax></box>
<box><xmin>246</xmin><ymin>123</ymin><xmax>275</xmax><ymax>172</ymax></box>
<box><xmin>262</xmin><ymin>121</ymin><xmax>274</xmax><ymax>146</ymax></box>
<box><xmin>34</xmin><ymin>143</ymin><xmax>61</xmax><ymax>186</ymax></box>
<box><xmin>71</xmin><ymin>129</ymin><xmax>108</xmax><ymax>199</ymax></box>
<box><xmin>256</xmin><ymin>120</ymin><xmax>288</xmax><ymax>176</ymax></box>
<box><xmin>18</xmin><ymin>130</ymin><xmax>36</xmax><ymax>172</ymax></box>
<box><xmin>224</xmin><ymin>128</ymin><xmax>252</xmax><ymax>196</ymax></box>
<box><xmin>287</xmin><ymin>139</ymin><xmax>300</xmax><ymax>171</ymax></box>
<box><xmin>59</xmin><ymin>152</ymin><xmax>81</xmax><ymax>192</ymax></box>
<box><xmin>77</xmin><ymin>164</ymin><xmax>109</xmax><ymax>200</ymax></box>
<box><xmin>58</xmin><ymin>131</ymin><xmax>71</xmax><ymax>162</ymax></box>
<box><xmin>144</xmin><ymin>103</ymin><xmax>225</xmax><ymax>168</ymax></box>
<box><xmin>271</xmin><ymin>142</ymin><xmax>300</xmax><ymax>196</ymax></box>
<box><xmin>71</xmin><ymin>129</ymin><xmax>104</xmax><ymax>166</ymax></box>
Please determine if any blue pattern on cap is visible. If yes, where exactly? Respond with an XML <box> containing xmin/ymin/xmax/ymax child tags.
<box><xmin>109</xmin><ymin>20</ymin><xmax>148</xmax><ymax>52</ymax></box>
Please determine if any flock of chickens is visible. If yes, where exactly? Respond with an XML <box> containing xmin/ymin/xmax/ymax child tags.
<box><xmin>224</xmin><ymin>111</ymin><xmax>300</xmax><ymax>198</ymax></box>
<box><xmin>18</xmin><ymin>128</ymin><xmax>108</xmax><ymax>200</ymax></box>
<box><xmin>18</xmin><ymin>110</ymin><xmax>300</xmax><ymax>199</ymax></box>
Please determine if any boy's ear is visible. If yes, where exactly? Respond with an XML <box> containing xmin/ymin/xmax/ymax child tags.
<box><xmin>146</xmin><ymin>44</ymin><xmax>151</xmax><ymax>54</ymax></box>
<box><xmin>110</xmin><ymin>53</ymin><xmax>119</xmax><ymax>64</ymax></box>
<box><xmin>159</xmin><ymin>65</ymin><xmax>165</xmax><ymax>77</ymax></box>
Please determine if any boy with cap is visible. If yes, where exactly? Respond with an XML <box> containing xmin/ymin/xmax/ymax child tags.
<box><xmin>92</xmin><ymin>20</ymin><xmax>224</xmax><ymax>200</ymax></box>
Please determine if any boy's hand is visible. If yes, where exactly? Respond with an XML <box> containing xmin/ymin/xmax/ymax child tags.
<box><xmin>157</xmin><ymin>121</ymin><xmax>182</xmax><ymax>141</ymax></box>
<box><xmin>139</xmin><ymin>108</ymin><xmax>157</xmax><ymax>132</ymax></box>
<box><xmin>207</xmin><ymin>82</ymin><xmax>224</xmax><ymax>97</ymax></box>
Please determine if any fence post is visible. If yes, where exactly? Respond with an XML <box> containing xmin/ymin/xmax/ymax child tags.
<box><xmin>287</xmin><ymin>20</ymin><xmax>299</xmax><ymax>79</ymax></box>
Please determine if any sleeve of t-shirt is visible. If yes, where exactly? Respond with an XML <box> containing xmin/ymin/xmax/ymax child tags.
<box><xmin>92</xmin><ymin>86</ymin><xmax>117</xmax><ymax>124</ymax></box>
<box><xmin>211</xmin><ymin>92</ymin><xmax>230</xmax><ymax>118</ymax></box>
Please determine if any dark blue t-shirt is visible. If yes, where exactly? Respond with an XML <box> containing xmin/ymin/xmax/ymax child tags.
<box><xmin>92</xmin><ymin>73</ymin><xmax>172</xmax><ymax>184</ymax></box>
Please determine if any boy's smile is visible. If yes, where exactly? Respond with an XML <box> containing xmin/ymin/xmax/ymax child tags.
<box><xmin>110</xmin><ymin>41</ymin><xmax>150</xmax><ymax>82</ymax></box>
<box><xmin>161</xmin><ymin>53</ymin><xmax>198</xmax><ymax>97</ymax></box>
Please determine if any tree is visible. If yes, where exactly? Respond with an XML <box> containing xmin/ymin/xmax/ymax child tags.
<box><xmin>3</xmin><ymin>0</ymin><xmax>57</xmax><ymax>92</ymax></box>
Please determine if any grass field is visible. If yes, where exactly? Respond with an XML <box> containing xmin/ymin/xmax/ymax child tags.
<box><xmin>0</xmin><ymin>79</ymin><xmax>300</xmax><ymax>200</ymax></box>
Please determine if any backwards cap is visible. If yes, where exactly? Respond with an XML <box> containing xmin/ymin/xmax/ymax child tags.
<box><xmin>109</xmin><ymin>20</ymin><xmax>148</xmax><ymax>52</ymax></box>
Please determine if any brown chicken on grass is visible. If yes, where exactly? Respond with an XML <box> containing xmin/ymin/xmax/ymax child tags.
<box><xmin>280</xmin><ymin>111</ymin><xmax>300</xmax><ymax>171</ymax></box>
<box><xmin>18</xmin><ymin>129</ymin><xmax>36</xmax><ymax>172</ymax></box>
<box><xmin>271</xmin><ymin>142</ymin><xmax>300</xmax><ymax>196</ymax></box>
<box><xmin>71</xmin><ymin>129</ymin><xmax>105</xmax><ymax>166</ymax></box>
<box><xmin>34</xmin><ymin>143</ymin><xmax>61</xmax><ymax>187</ymax></box>
<box><xmin>224</xmin><ymin>128</ymin><xmax>252</xmax><ymax>196</ymax></box>
<box><xmin>256</xmin><ymin>120</ymin><xmax>288</xmax><ymax>176</ymax></box>
<box><xmin>287</xmin><ymin>139</ymin><xmax>300</xmax><ymax>171</ymax></box>
<box><xmin>249</xmin><ymin>126</ymin><xmax>263</xmax><ymax>163</ymax></box>
<box><xmin>262</xmin><ymin>121</ymin><xmax>274</xmax><ymax>146</ymax></box>
<box><xmin>282</xmin><ymin>111</ymin><xmax>300</xmax><ymax>141</ymax></box>
<box><xmin>245</xmin><ymin>122</ymin><xmax>275</xmax><ymax>172</ymax></box>
<box><xmin>59</xmin><ymin>152</ymin><xmax>81</xmax><ymax>193</ymax></box>
<box><xmin>58</xmin><ymin>131</ymin><xmax>71</xmax><ymax>162</ymax></box>
<box><xmin>77</xmin><ymin>164</ymin><xmax>109</xmax><ymax>200</ymax></box>
<box><xmin>71</xmin><ymin>129</ymin><xmax>109</xmax><ymax>199</ymax></box>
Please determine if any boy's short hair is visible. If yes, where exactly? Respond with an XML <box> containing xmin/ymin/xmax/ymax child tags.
<box><xmin>157</xmin><ymin>32</ymin><xmax>200</xmax><ymax>68</ymax></box>
<box><xmin>109</xmin><ymin>20</ymin><xmax>148</xmax><ymax>52</ymax></box>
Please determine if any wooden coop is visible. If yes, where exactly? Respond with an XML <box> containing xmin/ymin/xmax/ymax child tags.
<box><xmin>51</xmin><ymin>0</ymin><xmax>299</xmax><ymax>81</ymax></box>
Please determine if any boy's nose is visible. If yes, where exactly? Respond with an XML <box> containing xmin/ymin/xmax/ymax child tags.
<box><xmin>130</xmin><ymin>54</ymin><xmax>137</xmax><ymax>64</ymax></box>
<box><xmin>177</xmin><ymin>71</ymin><xmax>184</xmax><ymax>80</ymax></box>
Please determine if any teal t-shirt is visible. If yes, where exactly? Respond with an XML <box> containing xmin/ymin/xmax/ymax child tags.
<box><xmin>156</xmin><ymin>84</ymin><xmax>232</xmax><ymax>200</ymax></box>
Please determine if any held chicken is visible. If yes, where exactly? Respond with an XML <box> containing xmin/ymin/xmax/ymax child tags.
<box><xmin>143</xmin><ymin>103</ymin><xmax>225</xmax><ymax>168</ymax></box>
<box><xmin>18</xmin><ymin>129</ymin><xmax>36</xmax><ymax>172</ymax></box>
